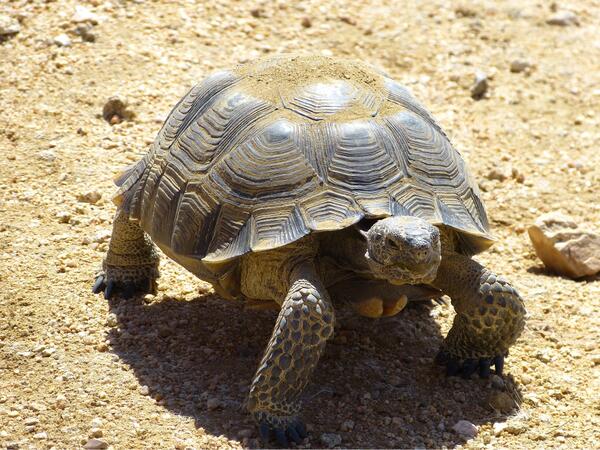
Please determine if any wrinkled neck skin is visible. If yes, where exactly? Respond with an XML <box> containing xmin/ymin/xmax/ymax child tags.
<box><xmin>363</xmin><ymin>216</ymin><xmax>443</xmax><ymax>285</ymax></box>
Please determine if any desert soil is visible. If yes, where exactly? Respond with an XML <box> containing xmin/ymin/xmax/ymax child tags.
<box><xmin>1</xmin><ymin>0</ymin><xmax>599</xmax><ymax>449</ymax></box>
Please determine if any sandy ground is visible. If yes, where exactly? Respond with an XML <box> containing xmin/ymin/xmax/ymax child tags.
<box><xmin>1</xmin><ymin>0</ymin><xmax>599</xmax><ymax>448</ymax></box>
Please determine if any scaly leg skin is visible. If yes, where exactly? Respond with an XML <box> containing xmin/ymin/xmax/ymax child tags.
<box><xmin>247</xmin><ymin>260</ymin><xmax>335</xmax><ymax>447</ymax></box>
<box><xmin>432</xmin><ymin>253</ymin><xmax>526</xmax><ymax>378</ymax></box>
<box><xmin>92</xmin><ymin>209</ymin><xmax>160</xmax><ymax>299</ymax></box>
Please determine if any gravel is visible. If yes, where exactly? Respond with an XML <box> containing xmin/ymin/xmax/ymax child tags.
<box><xmin>1</xmin><ymin>1</ymin><xmax>598</xmax><ymax>449</ymax></box>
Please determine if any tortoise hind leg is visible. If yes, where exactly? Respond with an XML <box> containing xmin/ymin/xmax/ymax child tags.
<box><xmin>92</xmin><ymin>209</ymin><xmax>160</xmax><ymax>299</ymax></box>
<box><xmin>247</xmin><ymin>260</ymin><xmax>334</xmax><ymax>447</ymax></box>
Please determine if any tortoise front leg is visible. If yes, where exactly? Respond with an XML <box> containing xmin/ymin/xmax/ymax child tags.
<box><xmin>92</xmin><ymin>209</ymin><xmax>160</xmax><ymax>299</ymax></box>
<box><xmin>247</xmin><ymin>260</ymin><xmax>335</xmax><ymax>446</ymax></box>
<box><xmin>432</xmin><ymin>253</ymin><xmax>526</xmax><ymax>378</ymax></box>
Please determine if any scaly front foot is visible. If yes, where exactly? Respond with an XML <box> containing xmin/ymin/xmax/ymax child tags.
<box><xmin>431</xmin><ymin>254</ymin><xmax>526</xmax><ymax>381</ymax></box>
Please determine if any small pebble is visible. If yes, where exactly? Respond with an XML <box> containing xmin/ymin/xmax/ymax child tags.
<box><xmin>72</xmin><ymin>5</ymin><xmax>99</xmax><ymax>24</ymax></box>
<box><xmin>489</xmin><ymin>391</ymin><xmax>516</xmax><ymax>413</ymax></box>
<box><xmin>54</xmin><ymin>33</ymin><xmax>72</xmax><ymax>47</ymax></box>
<box><xmin>38</xmin><ymin>150</ymin><xmax>57</xmax><ymax>162</ymax></box>
<box><xmin>84</xmin><ymin>439</ymin><xmax>108</xmax><ymax>449</ymax></box>
<box><xmin>546</xmin><ymin>11</ymin><xmax>579</xmax><ymax>26</ymax></box>
<box><xmin>75</xmin><ymin>24</ymin><xmax>97</xmax><ymax>42</ymax></box>
<box><xmin>493</xmin><ymin>422</ymin><xmax>508</xmax><ymax>436</ymax></box>
<box><xmin>102</xmin><ymin>95</ymin><xmax>135</xmax><ymax>123</ymax></box>
<box><xmin>56</xmin><ymin>211</ymin><xmax>71</xmax><ymax>224</ymax></box>
<box><xmin>91</xmin><ymin>418</ymin><xmax>103</xmax><ymax>428</ymax></box>
<box><xmin>486</xmin><ymin>167</ymin><xmax>510</xmax><ymax>181</ymax></box>
<box><xmin>490</xmin><ymin>374</ymin><xmax>505</xmax><ymax>389</ymax></box>
<box><xmin>0</xmin><ymin>14</ymin><xmax>21</xmax><ymax>36</ymax></box>
<box><xmin>55</xmin><ymin>394</ymin><xmax>67</xmax><ymax>409</ymax></box>
<box><xmin>206</xmin><ymin>398</ymin><xmax>221</xmax><ymax>410</ymax></box>
<box><xmin>471</xmin><ymin>71</ymin><xmax>488</xmax><ymax>99</ymax></box>
<box><xmin>340</xmin><ymin>419</ymin><xmax>354</xmax><ymax>431</ymax></box>
<box><xmin>77</xmin><ymin>191</ymin><xmax>102</xmax><ymax>204</ymax></box>
<box><xmin>106</xmin><ymin>313</ymin><xmax>118</xmax><ymax>327</ymax></box>
<box><xmin>42</xmin><ymin>348</ymin><xmax>56</xmax><ymax>357</ymax></box>
<box><xmin>90</xmin><ymin>428</ymin><xmax>103</xmax><ymax>438</ymax></box>
<box><xmin>452</xmin><ymin>420</ymin><xmax>478</xmax><ymax>439</ymax></box>
<box><xmin>93</xmin><ymin>230</ymin><xmax>111</xmax><ymax>243</ymax></box>
<box><xmin>535</xmin><ymin>349</ymin><xmax>552</xmax><ymax>363</ymax></box>
<box><xmin>33</xmin><ymin>432</ymin><xmax>47</xmax><ymax>440</ymax></box>
<box><xmin>139</xmin><ymin>385</ymin><xmax>150</xmax><ymax>395</ymax></box>
<box><xmin>320</xmin><ymin>432</ymin><xmax>342</xmax><ymax>448</ymax></box>
<box><xmin>510</xmin><ymin>59</ymin><xmax>531</xmax><ymax>73</ymax></box>
<box><xmin>237</xmin><ymin>429</ymin><xmax>253</xmax><ymax>439</ymax></box>
<box><xmin>504</xmin><ymin>422</ymin><xmax>526</xmax><ymax>435</ymax></box>
<box><xmin>249</xmin><ymin>8</ymin><xmax>263</xmax><ymax>18</ymax></box>
<box><xmin>301</xmin><ymin>17</ymin><xmax>312</xmax><ymax>28</ymax></box>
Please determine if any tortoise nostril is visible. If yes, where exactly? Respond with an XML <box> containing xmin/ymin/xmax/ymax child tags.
<box><xmin>387</xmin><ymin>238</ymin><xmax>399</xmax><ymax>249</ymax></box>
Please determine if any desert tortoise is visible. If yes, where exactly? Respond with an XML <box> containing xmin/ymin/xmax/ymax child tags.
<box><xmin>93</xmin><ymin>55</ymin><xmax>526</xmax><ymax>445</ymax></box>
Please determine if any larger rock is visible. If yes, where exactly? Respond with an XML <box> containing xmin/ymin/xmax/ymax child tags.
<box><xmin>528</xmin><ymin>212</ymin><xmax>600</xmax><ymax>278</ymax></box>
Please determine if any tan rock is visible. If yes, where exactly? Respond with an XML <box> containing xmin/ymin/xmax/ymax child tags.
<box><xmin>528</xmin><ymin>212</ymin><xmax>600</xmax><ymax>278</ymax></box>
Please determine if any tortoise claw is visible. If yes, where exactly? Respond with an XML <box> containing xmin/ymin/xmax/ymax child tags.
<box><xmin>435</xmin><ymin>350</ymin><xmax>507</xmax><ymax>379</ymax></box>
<box><xmin>104</xmin><ymin>280</ymin><xmax>115</xmax><ymax>299</ymax></box>
<box><xmin>92</xmin><ymin>273</ymin><xmax>154</xmax><ymax>300</ymax></box>
<box><xmin>257</xmin><ymin>416</ymin><xmax>307</xmax><ymax>447</ymax></box>
<box><xmin>461</xmin><ymin>358</ymin><xmax>478</xmax><ymax>378</ymax></box>
<box><xmin>479</xmin><ymin>358</ymin><xmax>491</xmax><ymax>378</ymax></box>
<box><xmin>494</xmin><ymin>355</ymin><xmax>505</xmax><ymax>376</ymax></box>
<box><xmin>92</xmin><ymin>274</ymin><xmax>106</xmax><ymax>294</ymax></box>
<box><xmin>259</xmin><ymin>422</ymin><xmax>270</xmax><ymax>441</ymax></box>
<box><xmin>274</xmin><ymin>429</ymin><xmax>288</xmax><ymax>447</ymax></box>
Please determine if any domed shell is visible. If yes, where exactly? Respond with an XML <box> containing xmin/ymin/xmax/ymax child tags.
<box><xmin>115</xmin><ymin>55</ymin><xmax>493</xmax><ymax>267</ymax></box>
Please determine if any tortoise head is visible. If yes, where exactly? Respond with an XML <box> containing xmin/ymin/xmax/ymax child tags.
<box><xmin>363</xmin><ymin>216</ymin><xmax>441</xmax><ymax>285</ymax></box>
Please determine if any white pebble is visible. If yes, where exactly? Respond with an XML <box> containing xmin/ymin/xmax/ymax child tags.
<box><xmin>38</xmin><ymin>150</ymin><xmax>57</xmax><ymax>161</ymax></box>
<box><xmin>0</xmin><ymin>14</ymin><xmax>21</xmax><ymax>36</ymax></box>
<box><xmin>72</xmin><ymin>5</ymin><xmax>99</xmax><ymax>24</ymax></box>
<box><xmin>546</xmin><ymin>11</ymin><xmax>579</xmax><ymax>26</ymax></box>
<box><xmin>54</xmin><ymin>33</ymin><xmax>72</xmax><ymax>47</ymax></box>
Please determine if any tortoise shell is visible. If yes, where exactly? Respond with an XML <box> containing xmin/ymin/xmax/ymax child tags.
<box><xmin>115</xmin><ymin>55</ymin><xmax>492</xmax><ymax>268</ymax></box>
